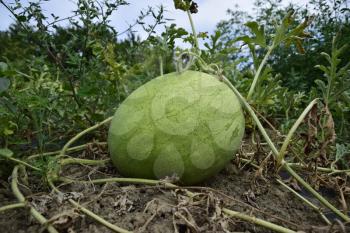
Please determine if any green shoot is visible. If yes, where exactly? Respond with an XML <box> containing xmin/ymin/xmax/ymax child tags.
<box><xmin>236</xmin><ymin>10</ymin><xmax>313</xmax><ymax>100</ymax></box>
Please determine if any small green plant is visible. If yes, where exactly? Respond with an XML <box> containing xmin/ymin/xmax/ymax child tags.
<box><xmin>315</xmin><ymin>36</ymin><xmax>349</xmax><ymax>106</ymax></box>
<box><xmin>314</xmin><ymin>35</ymin><xmax>350</xmax><ymax>140</ymax></box>
<box><xmin>333</xmin><ymin>143</ymin><xmax>350</xmax><ymax>170</ymax></box>
<box><xmin>235</xmin><ymin>10</ymin><xmax>313</xmax><ymax>100</ymax></box>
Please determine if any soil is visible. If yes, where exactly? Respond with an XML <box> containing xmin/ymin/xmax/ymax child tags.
<box><xmin>0</xmin><ymin>144</ymin><xmax>349</xmax><ymax>233</ymax></box>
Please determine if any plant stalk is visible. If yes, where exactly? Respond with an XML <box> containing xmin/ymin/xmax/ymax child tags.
<box><xmin>277</xmin><ymin>99</ymin><xmax>319</xmax><ymax>165</ymax></box>
<box><xmin>276</xmin><ymin>179</ymin><xmax>331</xmax><ymax>225</ymax></box>
<box><xmin>247</xmin><ymin>45</ymin><xmax>274</xmax><ymax>100</ymax></box>
<box><xmin>0</xmin><ymin>202</ymin><xmax>26</xmax><ymax>212</ymax></box>
<box><xmin>288</xmin><ymin>163</ymin><xmax>350</xmax><ymax>175</ymax></box>
<box><xmin>222</xmin><ymin>77</ymin><xmax>279</xmax><ymax>156</ymax></box>
<box><xmin>59</xmin><ymin>117</ymin><xmax>112</xmax><ymax>157</ymax></box>
<box><xmin>11</xmin><ymin>166</ymin><xmax>59</xmax><ymax>233</ymax></box>
<box><xmin>60</xmin><ymin>158</ymin><xmax>110</xmax><ymax>166</ymax></box>
<box><xmin>5</xmin><ymin>156</ymin><xmax>42</xmax><ymax>171</ymax></box>
<box><xmin>69</xmin><ymin>199</ymin><xmax>132</xmax><ymax>233</ymax></box>
<box><xmin>60</xmin><ymin>176</ymin><xmax>178</xmax><ymax>188</ymax></box>
<box><xmin>283</xmin><ymin>162</ymin><xmax>350</xmax><ymax>221</ymax></box>
<box><xmin>28</xmin><ymin>142</ymin><xmax>107</xmax><ymax>160</ymax></box>
<box><xmin>187</xmin><ymin>10</ymin><xmax>200</xmax><ymax>53</ymax></box>
<box><xmin>222</xmin><ymin>208</ymin><xmax>296</xmax><ymax>233</ymax></box>
<box><xmin>240</xmin><ymin>158</ymin><xmax>350</xmax><ymax>176</ymax></box>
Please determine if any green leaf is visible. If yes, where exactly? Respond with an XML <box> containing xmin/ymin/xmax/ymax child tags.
<box><xmin>0</xmin><ymin>77</ymin><xmax>10</xmax><ymax>93</ymax></box>
<box><xmin>335</xmin><ymin>44</ymin><xmax>348</xmax><ymax>57</ymax></box>
<box><xmin>273</xmin><ymin>11</ymin><xmax>294</xmax><ymax>46</ymax></box>
<box><xmin>0</xmin><ymin>148</ymin><xmax>13</xmax><ymax>158</ymax></box>
<box><xmin>320</xmin><ymin>52</ymin><xmax>332</xmax><ymax>64</ymax></box>
<box><xmin>235</xmin><ymin>35</ymin><xmax>252</xmax><ymax>45</ymax></box>
<box><xmin>235</xmin><ymin>22</ymin><xmax>266</xmax><ymax>48</ymax></box>
<box><xmin>335</xmin><ymin>143</ymin><xmax>348</xmax><ymax>161</ymax></box>
<box><xmin>244</xmin><ymin>21</ymin><xmax>266</xmax><ymax>47</ymax></box>
<box><xmin>173</xmin><ymin>0</ymin><xmax>191</xmax><ymax>11</ymax></box>
<box><xmin>4</xmin><ymin>128</ymin><xmax>14</xmax><ymax>135</ymax></box>
<box><xmin>17</xmin><ymin>15</ymin><xmax>27</xmax><ymax>22</ymax></box>
<box><xmin>293</xmin><ymin>38</ymin><xmax>305</xmax><ymax>54</ymax></box>
<box><xmin>315</xmin><ymin>79</ymin><xmax>327</xmax><ymax>92</ymax></box>
<box><xmin>337</xmin><ymin>61</ymin><xmax>350</xmax><ymax>77</ymax></box>
<box><xmin>315</xmin><ymin>65</ymin><xmax>330</xmax><ymax>76</ymax></box>
<box><xmin>273</xmin><ymin>10</ymin><xmax>312</xmax><ymax>51</ymax></box>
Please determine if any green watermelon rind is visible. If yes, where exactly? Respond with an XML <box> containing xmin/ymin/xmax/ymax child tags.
<box><xmin>108</xmin><ymin>70</ymin><xmax>245</xmax><ymax>185</ymax></box>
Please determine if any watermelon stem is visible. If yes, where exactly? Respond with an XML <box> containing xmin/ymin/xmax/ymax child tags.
<box><xmin>276</xmin><ymin>178</ymin><xmax>331</xmax><ymax>225</ymax></box>
<box><xmin>11</xmin><ymin>165</ymin><xmax>59</xmax><ymax>233</ymax></box>
<box><xmin>69</xmin><ymin>199</ymin><xmax>132</xmax><ymax>233</ymax></box>
<box><xmin>222</xmin><ymin>208</ymin><xmax>297</xmax><ymax>233</ymax></box>
<box><xmin>0</xmin><ymin>202</ymin><xmax>26</xmax><ymax>213</ymax></box>
<box><xmin>58</xmin><ymin>116</ymin><xmax>113</xmax><ymax>158</ymax></box>
<box><xmin>186</xmin><ymin>10</ymin><xmax>200</xmax><ymax>54</ymax></box>
<box><xmin>28</xmin><ymin>141</ymin><xmax>107</xmax><ymax>160</ymax></box>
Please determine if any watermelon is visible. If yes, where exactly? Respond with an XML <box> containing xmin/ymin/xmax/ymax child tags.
<box><xmin>108</xmin><ymin>70</ymin><xmax>245</xmax><ymax>185</ymax></box>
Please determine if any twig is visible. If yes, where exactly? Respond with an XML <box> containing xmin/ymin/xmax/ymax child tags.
<box><xmin>46</xmin><ymin>14</ymin><xmax>79</xmax><ymax>27</ymax></box>
<box><xmin>116</xmin><ymin>20</ymin><xmax>140</xmax><ymax>37</ymax></box>
<box><xmin>0</xmin><ymin>0</ymin><xmax>30</xmax><ymax>32</ymax></box>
